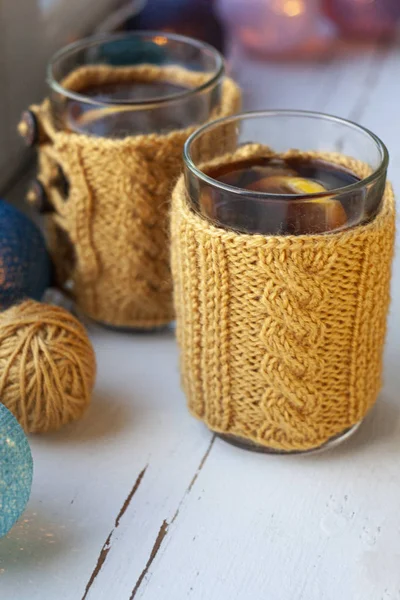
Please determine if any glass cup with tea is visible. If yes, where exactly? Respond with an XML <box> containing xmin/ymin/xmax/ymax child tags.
<box><xmin>21</xmin><ymin>32</ymin><xmax>235</xmax><ymax>330</ymax></box>
<box><xmin>48</xmin><ymin>32</ymin><xmax>225</xmax><ymax>138</ymax></box>
<box><xmin>180</xmin><ymin>110</ymin><xmax>390</xmax><ymax>454</ymax></box>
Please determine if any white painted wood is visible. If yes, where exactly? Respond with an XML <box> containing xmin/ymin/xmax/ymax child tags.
<box><xmin>134</xmin><ymin>44</ymin><xmax>400</xmax><ymax>600</ymax></box>
<box><xmin>0</xmin><ymin>329</ymin><xmax>213</xmax><ymax>599</ymax></box>
<box><xmin>0</xmin><ymin>40</ymin><xmax>399</xmax><ymax>600</ymax></box>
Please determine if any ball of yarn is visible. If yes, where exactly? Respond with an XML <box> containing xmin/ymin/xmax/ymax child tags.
<box><xmin>0</xmin><ymin>403</ymin><xmax>33</xmax><ymax>537</ymax></box>
<box><xmin>0</xmin><ymin>300</ymin><xmax>96</xmax><ymax>433</ymax></box>
<box><xmin>0</xmin><ymin>200</ymin><xmax>51</xmax><ymax>310</ymax></box>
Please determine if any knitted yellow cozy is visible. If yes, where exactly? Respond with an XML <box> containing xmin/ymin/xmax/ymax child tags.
<box><xmin>171</xmin><ymin>150</ymin><xmax>395</xmax><ymax>451</ymax></box>
<box><xmin>25</xmin><ymin>65</ymin><xmax>241</xmax><ymax>328</ymax></box>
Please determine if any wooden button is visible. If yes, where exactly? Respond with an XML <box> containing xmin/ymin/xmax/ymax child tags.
<box><xmin>26</xmin><ymin>180</ymin><xmax>53</xmax><ymax>213</ymax></box>
<box><xmin>18</xmin><ymin>110</ymin><xmax>39</xmax><ymax>147</ymax></box>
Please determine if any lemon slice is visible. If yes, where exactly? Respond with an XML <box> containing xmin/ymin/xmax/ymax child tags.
<box><xmin>248</xmin><ymin>175</ymin><xmax>328</xmax><ymax>195</ymax></box>
<box><xmin>284</xmin><ymin>177</ymin><xmax>327</xmax><ymax>195</ymax></box>
<box><xmin>285</xmin><ymin>177</ymin><xmax>348</xmax><ymax>232</ymax></box>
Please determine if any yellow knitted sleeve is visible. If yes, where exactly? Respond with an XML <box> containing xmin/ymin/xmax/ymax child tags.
<box><xmin>25</xmin><ymin>65</ymin><xmax>241</xmax><ymax>328</ymax></box>
<box><xmin>171</xmin><ymin>153</ymin><xmax>395</xmax><ymax>451</ymax></box>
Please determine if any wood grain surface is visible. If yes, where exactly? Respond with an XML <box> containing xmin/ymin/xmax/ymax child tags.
<box><xmin>1</xmin><ymin>40</ymin><xmax>399</xmax><ymax>600</ymax></box>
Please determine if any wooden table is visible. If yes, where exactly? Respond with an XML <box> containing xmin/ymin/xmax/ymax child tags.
<box><xmin>1</xmin><ymin>41</ymin><xmax>399</xmax><ymax>600</ymax></box>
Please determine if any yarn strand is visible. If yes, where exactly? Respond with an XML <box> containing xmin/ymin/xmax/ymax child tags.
<box><xmin>0</xmin><ymin>301</ymin><xmax>96</xmax><ymax>433</ymax></box>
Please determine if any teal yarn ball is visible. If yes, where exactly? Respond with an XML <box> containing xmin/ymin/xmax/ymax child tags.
<box><xmin>0</xmin><ymin>200</ymin><xmax>51</xmax><ymax>310</ymax></box>
<box><xmin>0</xmin><ymin>404</ymin><xmax>33</xmax><ymax>537</ymax></box>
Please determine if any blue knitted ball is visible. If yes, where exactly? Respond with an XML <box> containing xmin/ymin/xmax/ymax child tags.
<box><xmin>0</xmin><ymin>403</ymin><xmax>33</xmax><ymax>537</ymax></box>
<box><xmin>0</xmin><ymin>200</ymin><xmax>51</xmax><ymax>309</ymax></box>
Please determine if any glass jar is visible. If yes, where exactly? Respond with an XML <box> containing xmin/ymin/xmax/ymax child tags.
<box><xmin>38</xmin><ymin>32</ymin><xmax>227</xmax><ymax>331</ymax></box>
<box><xmin>183</xmin><ymin>110</ymin><xmax>389</xmax><ymax>454</ymax></box>
<box><xmin>48</xmin><ymin>31</ymin><xmax>224</xmax><ymax>138</ymax></box>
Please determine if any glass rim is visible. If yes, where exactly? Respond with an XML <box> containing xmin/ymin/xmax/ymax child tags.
<box><xmin>183</xmin><ymin>109</ymin><xmax>389</xmax><ymax>201</ymax></box>
<box><xmin>47</xmin><ymin>31</ymin><xmax>225</xmax><ymax>108</ymax></box>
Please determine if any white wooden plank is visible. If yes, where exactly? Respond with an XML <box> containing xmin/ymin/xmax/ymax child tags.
<box><xmin>0</xmin><ymin>40</ymin><xmax>399</xmax><ymax>600</ymax></box>
<box><xmin>232</xmin><ymin>40</ymin><xmax>382</xmax><ymax>113</ymax></box>
<box><xmin>0</xmin><ymin>328</ymin><xmax>212</xmax><ymax>599</ymax></box>
<box><xmin>353</xmin><ymin>47</ymin><xmax>400</xmax><ymax>193</ymax></box>
<box><xmin>127</xmin><ymin>44</ymin><xmax>400</xmax><ymax>600</ymax></box>
<box><xmin>134</xmin><ymin>413</ymin><xmax>400</xmax><ymax>600</ymax></box>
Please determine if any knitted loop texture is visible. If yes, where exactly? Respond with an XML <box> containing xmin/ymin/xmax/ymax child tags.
<box><xmin>171</xmin><ymin>148</ymin><xmax>396</xmax><ymax>451</ymax></box>
<box><xmin>29</xmin><ymin>65</ymin><xmax>241</xmax><ymax>328</ymax></box>
<box><xmin>0</xmin><ymin>300</ymin><xmax>96</xmax><ymax>434</ymax></box>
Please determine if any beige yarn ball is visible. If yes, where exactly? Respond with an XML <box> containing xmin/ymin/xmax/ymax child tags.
<box><xmin>0</xmin><ymin>300</ymin><xmax>96</xmax><ymax>433</ymax></box>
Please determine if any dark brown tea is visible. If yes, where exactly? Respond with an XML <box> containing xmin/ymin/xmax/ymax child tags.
<box><xmin>59</xmin><ymin>80</ymin><xmax>196</xmax><ymax>137</ymax></box>
<box><xmin>195</xmin><ymin>155</ymin><xmax>378</xmax><ymax>235</ymax></box>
